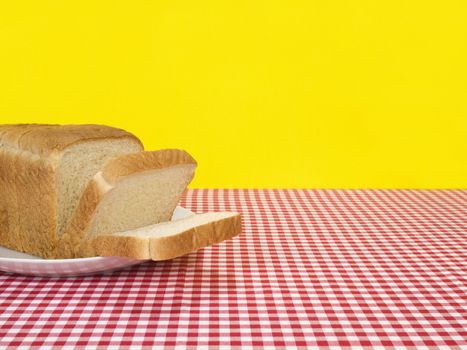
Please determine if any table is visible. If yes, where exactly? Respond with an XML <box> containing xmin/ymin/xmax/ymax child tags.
<box><xmin>1</xmin><ymin>189</ymin><xmax>466</xmax><ymax>349</ymax></box>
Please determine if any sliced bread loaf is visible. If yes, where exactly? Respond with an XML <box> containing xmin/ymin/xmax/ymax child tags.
<box><xmin>0</xmin><ymin>124</ymin><xmax>239</xmax><ymax>261</ymax></box>
<box><xmin>58</xmin><ymin>149</ymin><xmax>197</xmax><ymax>258</ymax></box>
<box><xmin>82</xmin><ymin>212</ymin><xmax>241</xmax><ymax>260</ymax></box>
<box><xmin>0</xmin><ymin>124</ymin><xmax>143</xmax><ymax>257</ymax></box>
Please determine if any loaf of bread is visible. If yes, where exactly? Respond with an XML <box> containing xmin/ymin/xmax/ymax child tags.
<box><xmin>0</xmin><ymin>124</ymin><xmax>143</xmax><ymax>257</ymax></box>
<box><xmin>0</xmin><ymin>124</ymin><xmax>241</xmax><ymax>260</ymax></box>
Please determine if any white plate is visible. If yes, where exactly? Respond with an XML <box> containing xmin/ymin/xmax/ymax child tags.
<box><xmin>0</xmin><ymin>206</ymin><xmax>195</xmax><ymax>277</ymax></box>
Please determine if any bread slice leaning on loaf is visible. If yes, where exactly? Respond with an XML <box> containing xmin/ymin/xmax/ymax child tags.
<box><xmin>81</xmin><ymin>212</ymin><xmax>241</xmax><ymax>260</ymax></box>
<box><xmin>57</xmin><ymin>149</ymin><xmax>198</xmax><ymax>258</ymax></box>
<box><xmin>0</xmin><ymin>124</ymin><xmax>143</xmax><ymax>258</ymax></box>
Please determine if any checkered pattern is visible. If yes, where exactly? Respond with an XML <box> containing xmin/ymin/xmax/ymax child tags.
<box><xmin>1</xmin><ymin>190</ymin><xmax>466</xmax><ymax>349</ymax></box>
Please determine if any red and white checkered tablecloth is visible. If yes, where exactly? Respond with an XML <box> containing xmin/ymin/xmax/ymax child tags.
<box><xmin>1</xmin><ymin>189</ymin><xmax>466</xmax><ymax>349</ymax></box>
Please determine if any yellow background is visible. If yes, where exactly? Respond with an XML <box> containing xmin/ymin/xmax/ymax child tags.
<box><xmin>0</xmin><ymin>1</ymin><xmax>466</xmax><ymax>188</ymax></box>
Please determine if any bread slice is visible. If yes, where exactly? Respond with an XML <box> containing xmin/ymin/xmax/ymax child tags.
<box><xmin>0</xmin><ymin>124</ymin><xmax>143</xmax><ymax>257</ymax></box>
<box><xmin>57</xmin><ymin>149</ymin><xmax>197</xmax><ymax>258</ymax></box>
<box><xmin>81</xmin><ymin>212</ymin><xmax>241</xmax><ymax>260</ymax></box>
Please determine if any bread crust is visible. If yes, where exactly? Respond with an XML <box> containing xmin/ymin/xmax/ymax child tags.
<box><xmin>56</xmin><ymin>149</ymin><xmax>197</xmax><ymax>258</ymax></box>
<box><xmin>0</xmin><ymin>124</ymin><xmax>143</xmax><ymax>158</ymax></box>
<box><xmin>84</xmin><ymin>213</ymin><xmax>242</xmax><ymax>260</ymax></box>
<box><xmin>102</xmin><ymin>149</ymin><xmax>197</xmax><ymax>184</ymax></box>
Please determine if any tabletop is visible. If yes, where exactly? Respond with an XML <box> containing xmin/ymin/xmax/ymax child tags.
<box><xmin>1</xmin><ymin>189</ymin><xmax>466</xmax><ymax>349</ymax></box>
